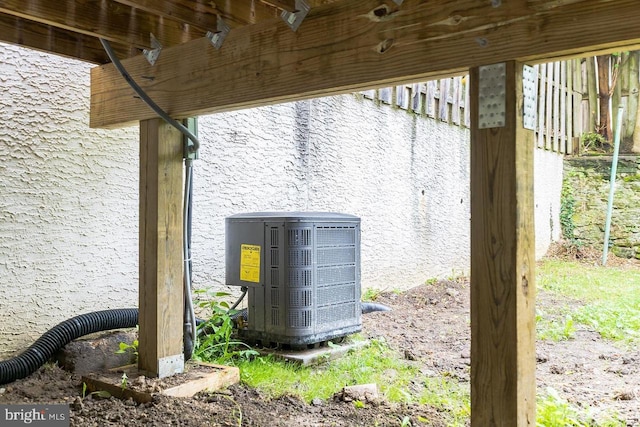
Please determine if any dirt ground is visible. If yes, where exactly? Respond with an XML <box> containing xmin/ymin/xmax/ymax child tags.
<box><xmin>1</xmin><ymin>253</ymin><xmax>639</xmax><ymax>426</ymax></box>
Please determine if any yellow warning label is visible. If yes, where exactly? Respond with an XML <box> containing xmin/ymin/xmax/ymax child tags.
<box><xmin>240</xmin><ymin>244</ymin><xmax>261</xmax><ymax>283</ymax></box>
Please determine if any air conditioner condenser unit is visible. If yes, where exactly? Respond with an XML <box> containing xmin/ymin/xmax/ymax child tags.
<box><xmin>225</xmin><ymin>212</ymin><xmax>361</xmax><ymax>347</ymax></box>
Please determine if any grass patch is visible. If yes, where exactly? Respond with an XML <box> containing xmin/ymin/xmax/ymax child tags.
<box><xmin>537</xmin><ymin>387</ymin><xmax>625</xmax><ymax>427</ymax></box>
<box><xmin>418</xmin><ymin>376</ymin><xmax>470</xmax><ymax>425</ymax></box>
<box><xmin>537</xmin><ymin>259</ymin><xmax>640</xmax><ymax>344</ymax></box>
<box><xmin>536</xmin><ymin>309</ymin><xmax>576</xmax><ymax>341</ymax></box>
<box><xmin>194</xmin><ymin>259</ymin><xmax>637</xmax><ymax>425</ymax></box>
<box><xmin>230</xmin><ymin>338</ymin><xmax>470</xmax><ymax>425</ymax></box>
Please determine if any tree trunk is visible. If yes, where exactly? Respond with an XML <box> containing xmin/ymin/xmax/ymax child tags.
<box><xmin>597</xmin><ymin>55</ymin><xmax>612</xmax><ymax>142</ymax></box>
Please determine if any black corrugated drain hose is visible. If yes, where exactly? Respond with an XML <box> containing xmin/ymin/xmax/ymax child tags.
<box><xmin>0</xmin><ymin>308</ymin><xmax>138</xmax><ymax>385</ymax></box>
<box><xmin>0</xmin><ymin>301</ymin><xmax>391</xmax><ymax>385</ymax></box>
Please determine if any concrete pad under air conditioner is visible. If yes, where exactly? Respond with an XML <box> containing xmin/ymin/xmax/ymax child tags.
<box><xmin>258</xmin><ymin>339</ymin><xmax>370</xmax><ymax>366</ymax></box>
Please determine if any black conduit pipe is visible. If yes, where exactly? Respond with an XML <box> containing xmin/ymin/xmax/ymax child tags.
<box><xmin>0</xmin><ymin>308</ymin><xmax>138</xmax><ymax>385</ymax></box>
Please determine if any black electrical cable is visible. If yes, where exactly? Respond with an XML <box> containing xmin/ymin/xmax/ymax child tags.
<box><xmin>98</xmin><ymin>38</ymin><xmax>199</xmax><ymax>153</ymax></box>
<box><xmin>230</xmin><ymin>287</ymin><xmax>248</xmax><ymax>310</ymax></box>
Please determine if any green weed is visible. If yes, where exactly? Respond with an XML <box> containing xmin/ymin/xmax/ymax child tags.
<box><xmin>353</xmin><ymin>400</ymin><xmax>365</xmax><ymax>409</ymax></box>
<box><xmin>560</xmin><ymin>177</ymin><xmax>577</xmax><ymax>241</ymax></box>
<box><xmin>362</xmin><ymin>288</ymin><xmax>382</xmax><ymax>302</ymax></box>
<box><xmin>115</xmin><ymin>339</ymin><xmax>139</xmax><ymax>360</ymax></box>
<box><xmin>193</xmin><ymin>290</ymin><xmax>259</xmax><ymax>363</ymax></box>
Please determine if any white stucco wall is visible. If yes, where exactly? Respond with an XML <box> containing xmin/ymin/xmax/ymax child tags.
<box><xmin>0</xmin><ymin>42</ymin><xmax>562</xmax><ymax>357</ymax></box>
<box><xmin>534</xmin><ymin>148</ymin><xmax>564</xmax><ymax>258</ymax></box>
<box><xmin>191</xmin><ymin>96</ymin><xmax>472</xmax><ymax>292</ymax></box>
<box><xmin>0</xmin><ymin>43</ymin><xmax>139</xmax><ymax>357</ymax></box>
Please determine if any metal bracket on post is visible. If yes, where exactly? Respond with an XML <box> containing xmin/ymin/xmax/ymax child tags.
<box><xmin>206</xmin><ymin>16</ymin><xmax>230</xmax><ymax>50</ymax></box>
<box><xmin>157</xmin><ymin>354</ymin><xmax>185</xmax><ymax>379</ymax></box>
<box><xmin>522</xmin><ymin>65</ymin><xmax>538</xmax><ymax>131</ymax></box>
<box><xmin>478</xmin><ymin>62</ymin><xmax>506</xmax><ymax>129</ymax></box>
<box><xmin>183</xmin><ymin>117</ymin><xmax>199</xmax><ymax>160</ymax></box>
<box><xmin>143</xmin><ymin>33</ymin><xmax>162</xmax><ymax>66</ymax></box>
<box><xmin>281</xmin><ymin>0</ymin><xmax>310</xmax><ymax>32</ymax></box>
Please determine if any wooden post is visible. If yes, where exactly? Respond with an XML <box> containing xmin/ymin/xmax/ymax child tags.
<box><xmin>469</xmin><ymin>61</ymin><xmax>536</xmax><ymax>426</ymax></box>
<box><xmin>139</xmin><ymin>118</ymin><xmax>185</xmax><ymax>378</ymax></box>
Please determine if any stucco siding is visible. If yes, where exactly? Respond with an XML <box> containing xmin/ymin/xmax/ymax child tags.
<box><xmin>0</xmin><ymin>43</ymin><xmax>562</xmax><ymax>357</ymax></box>
<box><xmin>0</xmin><ymin>44</ymin><xmax>139</xmax><ymax>357</ymax></box>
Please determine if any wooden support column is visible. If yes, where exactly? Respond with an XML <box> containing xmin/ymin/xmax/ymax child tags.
<box><xmin>470</xmin><ymin>61</ymin><xmax>536</xmax><ymax>426</ymax></box>
<box><xmin>139</xmin><ymin>118</ymin><xmax>185</xmax><ymax>378</ymax></box>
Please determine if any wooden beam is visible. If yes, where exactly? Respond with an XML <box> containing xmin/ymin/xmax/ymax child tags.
<box><xmin>139</xmin><ymin>118</ymin><xmax>185</xmax><ymax>378</ymax></box>
<box><xmin>469</xmin><ymin>61</ymin><xmax>536</xmax><ymax>425</ymax></box>
<box><xmin>90</xmin><ymin>0</ymin><xmax>640</xmax><ymax>128</ymax></box>
<box><xmin>0</xmin><ymin>0</ymin><xmax>204</xmax><ymax>50</ymax></box>
<box><xmin>0</xmin><ymin>14</ymin><xmax>135</xmax><ymax>64</ymax></box>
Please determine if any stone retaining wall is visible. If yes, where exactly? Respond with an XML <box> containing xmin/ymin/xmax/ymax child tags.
<box><xmin>564</xmin><ymin>156</ymin><xmax>640</xmax><ymax>259</ymax></box>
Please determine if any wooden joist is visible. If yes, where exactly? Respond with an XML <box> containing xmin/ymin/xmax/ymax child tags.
<box><xmin>90</xmin><ymin>0</ymin><xmax>640</xmax><ymax>128</ymax></box>
<box><xmin>0</xmin><ymin>14</ymin><xmax>135</xmax><ymax>64</ymax></box>
<box><xmin>0</xmin><ymin>0</ymin><xmax>205</xmax><ymax>50</ymax></box>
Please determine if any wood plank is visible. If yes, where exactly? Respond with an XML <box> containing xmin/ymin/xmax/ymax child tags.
<box><xmin>0</xmin><ymin>14</ymin><xmax>135</xmax><ymax>64</ymax></box>
<box><xmin>0</xmin><ymin>0</ymin><xmax>204</xmax><ymax>50</ymax></box>
<box><xmin>560</xmin><ymin>61</ymin><xmax>567</xmax><ymax>153</ymax></box>
<box><xmin>207</xmin><ymin>0</ymin><xmax>277</xmax><ymax>25</ymax></box>
<box><xmin>83</xmin><ymin>374</ymin><xmax>155</xmax><ymax>403</ymax></box>
<box><xmin>566</xmin><ymin>60</ymin><xmax>574</xmax><ymax>154</ymax></box>
<box><xmin>396</xmin><ymin>84</ymin><xmax>408</xmax><ymax>109</ymax></box>
<box><xmin>411</xmin><ymin>83</ymin><xmax>421</xmax><ymax>113</ymax></box>
<box><xmin>109</xmin><ymin>0</ymin><xmax>219</xmax><ymax>31</ymax></box>
<box><xmin>82</xmin><ymin>363</ymin><xmax>239</xmax><ymax>403</ymax></box>
<box><xmin>260</xmin><ymin>0</ymin><xmax>296</xmax><ymax>12</ymax></box>
<box><xmin>139</xmin><ymin>118</ymin><xmax>184</xmax><ymax>378</ymax></box>
<box><xmin>572</xmin><ymin>58</ymin><xmax>583</xmax><ymax>152</ymax></box>
<box><xmin>464</xmin><ymin>76</ymin><xmax>471</xmax><ymax>128</ymax></box>
<box><xmin>361</xmin><ymin>89</ymin><xmax>375</xmax><ymax>100</ymax></box>
<box><xmin>426</xmin><ymin>81</ymin><xmax>436</xmax><ymax>118</ymax></box>
<box><xmin>545</xmin><ymin>62</ymin><xmax>554</xmax><ymax>150</ymax></box>
<box><xmin>553</xmin><ymin>61</ymin><xmax>561</xmax><ymax>152</ymax></box>
<box><xmin>439</xmin><ymin>78</ymin><xmax>450</xmax><ymax>122</ymax></box>
<box><xmin>452</xmin><ymin>77</ymin><xmax>461</xmax><ymax>126</ymax></box>
<box><xmin>379</xmin><ymin>87</ymin><xmax>392</xmax><ymax>104</ymax></box>
<box><xmin>536</xmin><ymin>64</ymin><xmax>547</xmax><ymax>148</ymax></box>
<box><xmin>162</xmin><ymin>363</ymin><xmax>240</xmax><ymax>397</ymax></box>
<box><xmin>470</xmin><ymin>61</ymin><xmax>536</xmax><ymax>426</ymax></box>
<box><xmin>90</xmin><ymin>0</ymin><xmax>640</xmax><ymax>128</ymax></box>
